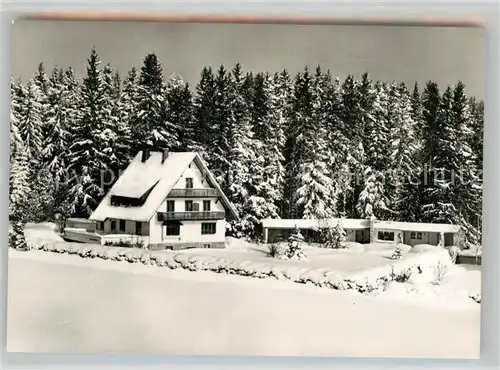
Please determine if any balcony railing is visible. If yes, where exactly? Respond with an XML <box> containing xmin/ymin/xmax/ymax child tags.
<box><xmin>167</xmin><ymin>188</ymin><xmax>220</xmax><ymax>198</ymax></box>
<box><xmin>157</xmin><ymin>211</ymin><xmax>225</xmax><ymax>222</ymax></box>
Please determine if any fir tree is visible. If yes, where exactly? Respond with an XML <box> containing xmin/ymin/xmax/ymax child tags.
<box><xmin>247</xmin><ymin>72</ymin><xmax>288</xmax><ymax>221</ymax></box>
<box><xmin>9</xmin><ymin>141</ymin><xmax>30</xmax><ymax>221</ymax></box>
<box><xmin>286</xmin><ymin>66</ymin><xmax>336</xmax><ymax>219</ymax></box>
<box><xmin>356</xmin><ymin>166</ymin><xmax>389</xmax><ymax>219</ymax></box>
<box><xmin>295</xmin><ymin>67</ymin><xmax>336</xmax><ymax>219</ymax></box>
<box><xmin>10</xmin><ymin>78</ymin><xmax>25</xmax><ymax>159</ymax></box>
<box><xmin>67</xmin><ymin>48</ymin><xmax>110</xmax><ymax>217</ymax></box>
<box><xmin>325</xmin><ymin>77</ymin><xmax>351</xmax><ymax>216</ymax></box>
<box><xmin>451</xmin><ymin>81</ymin><xmax>481</xmax><ymax>246</ymax></box>
<box><xmin>340</xmin><ymin>74</ymin><xmax>365</xmax><ymax>217</ymax></box>
<box><xmin>421</xmin><ymin>81</ymin><xmax>441</xmax><ymax>167</ymax></box>
<box><xmin>411</xmin><ymin>82</ymin><xmax>424</xmax><ymax>141</ymax></box>
<box><xmin>18</xmin><ymin>79</ymin><xmax>43</xmax><ymax>163</ymax></box>
<box><xmin>34</xmin><ymin>63</ymin><xmax>51</xmax><ymax>133</ymax></box>
<box><xmin>165</xmin><ymin>74</ymin><xmax>194</xmax><ymax>151</ymax></box>
<box><xmin>134</xmin><ymin>53</ymin><xmax>177</xmax><ymax>153</ymax></box>
<box><xmin>469</xmin><ymin>98</ymin><xmax>484</xmax><ymax>173</ymax></box>
<box><xmin>121</xmin><ymin>67</ymin><xmax>139</xmax><ymax>159</ymax></box>
<box><xmin>9</xmin><ymin>217</ymin><xmax>28</xmax><ymax>250</ymax></box>
<box><xmin>388</xmin><ymin>83</ymin><xmax>421</xmax><ymax>221</ymax></box>
<box><xmin>209</xmin><ymin>64</ymin><xmax>233</xmax><ymax>190</ymax></box>
<box><xmin>225</xmin><ymin>64</ymin><xmax>257</xmax><ymax>235</ymax></box>
<box><xmin>366</xmin><ymin>81</ymin><xmax>390</xmax><ymax>172</ymax></box>
<box><xmin>422</xmin><ymin>86</ymin><xmax>457</xmax><ymax>224</ymax></box>
<box><xmin>192</xmin><ymin>66</ymin><xmax>216</xmax><ymax>159</ymax></box>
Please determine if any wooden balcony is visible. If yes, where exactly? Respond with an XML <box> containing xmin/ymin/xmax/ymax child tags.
<box><xmin>167</xmin><ymin>188</ymin><xmax>220</xmax><ymax>198</ymax></box>
<box><xmin>157</xmin><ymin>211</ymin><xmax>225</xmax><ymax>222</ymax></box>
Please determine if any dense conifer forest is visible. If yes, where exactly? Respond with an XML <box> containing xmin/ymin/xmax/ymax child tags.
<box><xmin>10</xmin><ymin>48</ymin><xmax>483</xmax><ymax>246</ymax></box>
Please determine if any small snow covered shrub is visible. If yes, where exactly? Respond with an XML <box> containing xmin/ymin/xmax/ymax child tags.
<box><xmin>284</xmin><ymin>226</ymin><xmax>306</xmax><ymax>260</ymax></box>
<box><xmin>391</xmin><ymin>244</ymin><xmax>403</xmax><ymax>260</ymax></box>
<box><xmin>9</xmin><ymin>220</ymin><xmax>29</xmax><ymax>250</ymax></box>
<box><xmin>393</xmin><ymin>268</ymin><xmax>412</xmax><ymax>283</ymax></box>
<box><xmin>317</xmin><ymin>221</ymin><xmax>347</xmax><ymax>249</ymax></box>
<box><xmin>431</xmin><ymin>260</ymin><xmax>448</xmax><ymax>285</ymax></box>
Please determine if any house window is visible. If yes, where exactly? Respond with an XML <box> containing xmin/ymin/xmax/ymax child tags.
<box><xmin>185</xmin><ymin>200</ymin><xmax>193</xmax><ymax>211</ymax></box>
<box><xmin>186</xmin><ymin>178</ymin><xmax>193</xmax><ymax>189</ymax></box>
<box><xmin>378</xmin><ymin>231</ymin><xmax>394</xmax><ymax>241</ymax></box>
<box><xmin>136</xmin><ymin>222</ymin><xmax>142</xmax><ymax>236</ymax></box>
<box><xmin>203</xmin><ymin>200</ymin><xmax>211</xmax><ymax>212</ymax></box>
<box><xmin>167</xmin><ymin>200</ymin><xmax>175</xmax><ymax>212</ymax></box>
<box><xmin>410</xmin><ymin>232</ymin><xmax>423</xmax><ymax>239</ymax></box>
<box><xmin>166</xmin><ymin>221</ymin><xmax>180</xmax><ymax>236</ymax></box>
<box><xmin>119</xmin><ymin>219</ymin><xmax>126</xmax><ymax>232</ymax></box>
<box><xmin>201</xmin><ymin>222</ymin><xmax>216</xmax><ymax>235</ymax></box>
<box><xmin>97</xmin><ymin>221</ymin><xmax>104</xmax><ymax>230</ymax></box>
<box><xmin>111</xmin><ymin>220</ymin><xmax>116</xmax><ymax>231</ymax></box>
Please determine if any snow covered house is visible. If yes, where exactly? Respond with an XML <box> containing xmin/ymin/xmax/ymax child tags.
<box><xmin>88</xmin><ymin>150</ymin><xmax>238</xmax><ymax>250</ymax></box>
<box><xmin>261</xmin><ymin>218</ymin><xmax>461</xmax><ymax>247</ymax></box>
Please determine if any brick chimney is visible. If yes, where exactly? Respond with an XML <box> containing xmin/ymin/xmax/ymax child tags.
<box><xmin>161</xmin><ymin>149</ymin><xmax>169</xmax><ymax>164</ymax></box>
<box><xmin>141</xmin><ymin>149</ymin><xmax>150</xmax><ymax>163</ymax></box>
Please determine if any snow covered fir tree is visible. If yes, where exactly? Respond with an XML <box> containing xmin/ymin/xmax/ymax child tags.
<box><xmin>9</xmin><ymin>48</ymin><xmax>484</xmax><ymax>249</ymax></box>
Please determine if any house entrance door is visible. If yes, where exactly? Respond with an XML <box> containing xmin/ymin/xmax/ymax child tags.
<box><xmin>355</xmin><ymin>230</ymin><xmax>364</xmax><ymax>243</ymax></box>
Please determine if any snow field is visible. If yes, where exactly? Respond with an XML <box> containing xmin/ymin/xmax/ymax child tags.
<box><xmin>26</xmin><ymin>236</ymin><xmax>480</xmax><ymax>304</ymax></box>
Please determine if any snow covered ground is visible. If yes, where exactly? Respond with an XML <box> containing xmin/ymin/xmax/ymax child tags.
<box><xmin>6</xmin><ymin>223</ymin><xmax>481</xmax><ymax>357</ymax></box>
<box><xmin>7</xmin><ymin>249</ymin><xmax>480</xmax><ymax>358</ymax></box>
<box><xmin>177</xmin><ymin>237</ymin><xmax>404</xmax><ymax>274</ymax></box>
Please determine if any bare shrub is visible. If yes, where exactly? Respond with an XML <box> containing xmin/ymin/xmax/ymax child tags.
<box><xmin>267</xmin><ymin>243</ymin><xmax>282</xmax><ymax>258</ymax></box>
<box><xmin>432</xmin><ymin>260</ymin><xmax>448</xmax><ymax>285</ymax></box>
<box><xmin>470</xmin><ymin>293</ymin><xmax>481</xmax><ymax>304</ymax></box>
<box><xmin>389</xmin><ymin>264</ymin><xmax>412</xmax><ymax>283</ymax></box>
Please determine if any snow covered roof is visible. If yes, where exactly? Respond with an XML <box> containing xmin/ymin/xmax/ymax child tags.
<box><xmin>373</xmin><ymin>220</ymin><xmax>461</xmax><ymax>233</ymax></box>
<box><xmin>89</xmin><ymin>151</ymin><xmax>238</xmax><ymax>222</ymax></box>
<box><xmin>261</xmin><ymin>218</ymin><xmax>370</xmax><ymax>230</ymax></box>
<box><xmin>261</xmin><ymin>218</ymin><xmax>461</xmax><ymax>233</ymax></box>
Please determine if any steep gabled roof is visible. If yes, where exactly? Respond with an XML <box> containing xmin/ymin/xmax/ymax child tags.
<box><xmin>89</xmin><ymin>151</ymin><xmax>239</xmax><ymax>222</ymax></box>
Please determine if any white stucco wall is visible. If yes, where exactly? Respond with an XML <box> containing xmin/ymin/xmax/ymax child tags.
<box><xmin>149</xmin><ymin>160</ymin><xmax>227</xmax><ymax>245</ymax></box>
<box><xmin>101</xmin><ymin>219</ymin><xmax>149</xmax><ymax>236</ymax></box>
<box><xmin>172</xmin><ymin>162</ymin><xmax>209</xmax><ymax>189</ymax></box>
<box><xmin>149</xmin><ymin>218</ymin><xmax>226</xmax><ymax>245</ymax></box>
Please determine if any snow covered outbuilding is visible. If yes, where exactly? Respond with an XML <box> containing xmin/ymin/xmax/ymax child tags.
<box><xmin>261</xmin><ymin>218</ymin><xmax>462</xmax><ymax>247</ymax></box>
<box><xmin>87</xmin><ymin>150</ymin><xmax>238</xmax><ymax>250</ymax></box>
<box><xmin>371</xmin><ymin>220</ymin><xmax>461</xmax><ymax>247</ymax></box>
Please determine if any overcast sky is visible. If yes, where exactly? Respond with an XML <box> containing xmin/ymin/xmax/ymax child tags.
<box><xmin>11</xmin><ymin>20</ymin><xmax>485</xmax><ymax>99</ymax></box>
